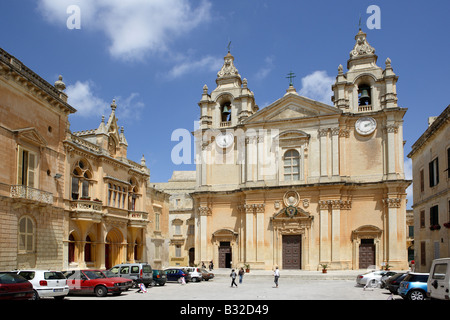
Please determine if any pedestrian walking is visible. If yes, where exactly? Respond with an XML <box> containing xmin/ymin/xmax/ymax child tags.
<box><xmin>230</xmin><ymin>269</ymin><xmax>238</xmax><ymax>287</ymax></box>
<box><xmin>209</xmin><ymin>260</ymin><xmax>214</xmax><ymax>271</ymax></box>
<box><xmin>273</xmin><ymin>266</ymin><xmax>280</xmax><ymax>288</ymax></box>
<box><xmin>238</xmin><ymin>267</ymin><xmax>245</xmax><ymax>284</ymax></box>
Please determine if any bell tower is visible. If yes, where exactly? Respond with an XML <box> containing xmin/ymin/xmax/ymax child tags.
<box><xmin>198</xmin><ymin>50</ymin><xmax>258</xmax><ymax>129</ymax></box>
<box><xmin>332</xmin><ymin>29</ymin><xmax>399</xmax><ymax>113</ymax></box>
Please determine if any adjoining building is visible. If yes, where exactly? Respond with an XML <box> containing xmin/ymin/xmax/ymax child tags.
<box><xmin>153</xmin><ymin>171</ymin><xmax>196</xmax><ymax>267</ymax></box>
<box><xmin>191</xmin><ymin>29</ymin><xmax>411</xmax><ymax>271</ymax></box>
<box><xmin>0</xmin><ymin>47</ymin><xmax>170</xmax><ymax>271</ymax></box>
<box><xmin>408</xmin><ymin>105</ymin><xmax>450</xmax><ymax>272</ymax></box>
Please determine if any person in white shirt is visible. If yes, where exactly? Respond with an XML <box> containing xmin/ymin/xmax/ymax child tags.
<box><xmin>273</xmin><ymin>266</ymin><xmax>280</xmax><ymax>288</ymax></box>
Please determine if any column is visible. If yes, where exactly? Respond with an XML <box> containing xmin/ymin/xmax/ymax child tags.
<box><xmin>319</xmin><ymin>200</ymin><xmax>330</xmax><ymax>263</ymax></box>
<box><xmin>198</xmin><ymin>206</ymin><xmax>210</xmax><ymax>263</ymax></box>
<box><xmin>331</xmin><ymin>200</ymin><xmax>341</xmax><ymax>263</ymax></box>
<box><xmin>244</xmin><ymin>204</ymin><xmax>255</xmax><ymax>262</ymax></box>
<box><xmin>386</xmin><ymin>124</ymin><xmax>398</xmax><ymax>179</ymax></box>
<box><xmin>318</xmin><ymin>129</ymin><xmax>328</xmax><ymax>178</ymax></box>
<box><xmin>255</xmin><ymin>204</ymin><xmax>265</xmax><ymax>262</ymax></box>
<box><xmin>383</xmin><ymin>197</ymin><xmax>401</xmax><ymax>263</ymax></box>
<box><xmin>331</xmin><ymin>128</ymin><xmax>340</xmax><ymax>177</ymax></box>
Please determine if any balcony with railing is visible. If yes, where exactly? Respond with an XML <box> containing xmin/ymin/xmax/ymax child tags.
<box><xmin>10</xmin><ymin>185</ymin><xmax>53</xmax><ymax>206</ymax></box>
<box><xmin>69</xmin><ymin>199</ymin><xmax>103</xmax><ymax>223</ymax></box>
<box><xmin>128</xmin><ymin>210</ymin><xmax>149</xmax><ymax>228</ymax></box>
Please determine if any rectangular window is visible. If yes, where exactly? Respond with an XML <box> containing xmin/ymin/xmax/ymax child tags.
<box><xmin>420</xmin><ymin>210</ymin><xmax>425</xmax><ymax>228</ymax></box>
<box><xmin>429</xmin><ymin>157</ymin><xmax>439</xmax><ymax>187</ymax></box>
<box><xmin>175</xmin><ymin>245</ymin><xmax>181</xmax><ymax>257</ymax></box>
<box><xmin>430</xmin><ymin>205</ymin><xmax>439</xmax><ymax>226</ymax></box>
<box><xmin>420</xmin><ymin>169</ymin><xmax>424</xmax><ymax>192</ymax></box>
<box><xmin>420</xmin><ymin>241</ymin><xmax>426</xmax><ymax>266</ymax></box>
<box><xmin>17</xmin><ymin>147</ymin><xmax>37</xmax><ymax>188</ymax></box>
<box><xmin>408</xmin><ymin>225</ymin><xmax>414</xmax><ymax>238</ymax></box>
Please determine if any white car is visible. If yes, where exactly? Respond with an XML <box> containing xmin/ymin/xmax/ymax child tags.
<box><xmin>356</xmin><ymin>270</ymin><xmax>389</xmax><ymax>287</ymax></box>
<box><xmin>183</xmin><ymin>267</ymin><xmax>203</xmax><ymax>282</ymax></box>
<box><xmin>17</xmin><ymin>270</ymin><xmax>69</xmax><ymax>300</ymax></box>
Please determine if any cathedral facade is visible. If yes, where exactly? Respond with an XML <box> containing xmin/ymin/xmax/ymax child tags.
<box><xmin>191</xmin><ymin>30</ymin><xmax>410</xmax><ymax>270</ymax></box>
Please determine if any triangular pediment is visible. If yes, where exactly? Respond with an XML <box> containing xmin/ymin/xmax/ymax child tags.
<box><xmin>13</xmin><ymin>127</ymin><xmax>47</xmax><ymax>147</ymax></box>
<box><xmin>245</xmin><ymin>92</ymin><xmax>341</xmax><ymax>124</ymax></box>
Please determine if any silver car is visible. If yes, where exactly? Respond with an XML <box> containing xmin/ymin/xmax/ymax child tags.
<box><xmin>356</xmin><ymin>270</ymin><xmax>389</xmax><ymax>287</ymax></box>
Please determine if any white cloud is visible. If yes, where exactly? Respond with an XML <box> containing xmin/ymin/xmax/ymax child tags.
<box><xmin>298</xmin><ymin>70</ymin><xmax>334</xmax><ymax>105</ymax></box>
<box><xmin>66</xmin><ymin>80</ymin><xmax>144</xmax><ymax>120</ymax></box>
<box><xmin>37</xmin><ymin>0</ymin><xmax>212</xmax><ymax>61</ymax></box>
<box><xmin>66</xmin><ymin>80</ymin><xmax>108</xmax><ymax>117</ymax></box>
<box><xmin>166</xmin><ymin>55</ymin><xmax>223</xmax><ymax>80</ymax></box>
<box><xmin>255</xmin><ymin>56</ymin><xmax>275</xmax><ymax>80</ymax></box>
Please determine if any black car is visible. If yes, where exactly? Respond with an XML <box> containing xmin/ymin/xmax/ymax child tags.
<box><xmin>385</xmin><ymin>272</ymin><xmax>407</xmax><ymax>294</ymax></box>
<box><xmin>152</xmin><ymin>270</ymin><xmax>167</xmax><ymax>286</ymax></box>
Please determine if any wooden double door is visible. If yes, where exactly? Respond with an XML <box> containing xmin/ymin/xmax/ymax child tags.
<box><xmin>283</xmin><ymin>235</ymin><xmax>302</xmax><ymax>269</ymax></box>
<box><xmin>359</xmin><ymin>239</ymin><xmax>375</xmax><ymax>269</ymax></box>
<box><xmin>219</xmin><ymin>242</ymin><xmax>232</xmax><ymax>268</ymax></box>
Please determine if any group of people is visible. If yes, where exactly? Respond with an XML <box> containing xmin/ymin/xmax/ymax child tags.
<box><xmin>230</xmin><ymin>266</ymin><xmax>280</xmax><ymax>288</ymax></box>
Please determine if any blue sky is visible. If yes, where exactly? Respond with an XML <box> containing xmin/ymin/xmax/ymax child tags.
<box><xmin>1</xmin><ymin>0</ymin><xmax>449</xmax><ymax>205</ymax></box>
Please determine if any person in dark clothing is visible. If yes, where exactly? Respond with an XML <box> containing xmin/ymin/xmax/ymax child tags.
<box><xmin>230</xmin><ymin>269</ymin><xmax>238</xmax><ymax>287</ymax></box>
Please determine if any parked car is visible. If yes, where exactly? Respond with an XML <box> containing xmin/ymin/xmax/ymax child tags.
<box><xmin>356</xmin><ymin>270</ymin><xmax>389</xmax><ymax>287</ymax></box>
<box><xmin>152</xmin><ymin>269</ymin><xmax>167</xmax><ymax>286</ymax></box>
<box><xmin>100</xmin><ymin>270</ymin><xmax>133</xmax><ymax>290</ymax></box>
<box><xmin>380</xmin><ymin>271</ymin><xmax>397</xmax><ymax>288</ymax></box>
<box><xmin>398</xmin><ymin>272</ymin><xmax>429</xmax><ymax>300</ymax></box>
<box><xmin>165</xmin><ymin>268</ymin><xmax>191</xmax><ymax>283</ymax></box>
<box><xmin>200</xmin><ymin>268</ymin><xmax>214</xmax><ymax>281</ymax></box>
<box><xmin>385</xmin><ymin>272</ymin><xmax>408</xmax><ymax>295</ymax></box>
<box><xmin>109</xmin><ymin>263</ymin><xmax>154</xmax><ymax>287</ymax></box>
<box><xmin>0</xmin><ymin>272</ymin><xmax>33</xmax><ymax>300</ymax></box>
<box><xmin>427</xmin><ymin>258</ymin><xmax>450</xmax><ymax>300</ymax></box>
<box><xmin>184</xmin><ymin>267</ymin><xmax>203</xmax><ymax>282</ymax></box>
<box><xmin>17</xmin><ymin>270</ymin><xmax>69</xmax><ymax>300</ymax></box>
<box><xmin>63</xmin><ymin>269</ymin><xmax>130</xmax><ymax>297</ymax></box>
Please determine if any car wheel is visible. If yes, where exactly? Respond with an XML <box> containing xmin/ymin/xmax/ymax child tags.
<box><xmin>368</xmin><ymin>279</ymin><xmax>378</xmax><ymax>288</ymax></box>
<box><xmin>95</xmin><ymin>285</ymin><xmax>108</xmax><ymax>297</ymax></box>
<box><xmin>31</xmin><ymin>290</ymin><xmax>39</xmax><ymax>300</ymax></box>
<box><xmin>407</xmin><ymin>289</ymin><xmax>425</xmax><ymax>300</ymax></box>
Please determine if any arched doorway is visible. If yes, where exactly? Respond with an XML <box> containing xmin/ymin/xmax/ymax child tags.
<box><xmin>105</xmin><ymin>228</ymin><xmax>124</xmax><ymax>269</ymax></box>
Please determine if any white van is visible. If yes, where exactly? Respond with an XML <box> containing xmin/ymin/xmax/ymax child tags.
<box><xmin>427</xmin><ymin>258</ymin><xmax>450</xmax><ymax>300</ymax></box>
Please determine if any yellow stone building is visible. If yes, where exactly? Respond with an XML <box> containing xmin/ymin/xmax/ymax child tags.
<box><xmin>192</xmin><ymin>30</ymin><xmax>410</xmax><ymax>270</ymax></box>
<box><xmin>408</xmin><ymin>105</ymin><xmax>449</xmax><ymax>272</ymax></box>
<box><xmin>0</xmin><ymin>47</ymin><xmax>170</xmax><ymax>271</ymax></box>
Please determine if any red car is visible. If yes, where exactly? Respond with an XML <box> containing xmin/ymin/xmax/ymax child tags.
<box><xmin>63</xmin><ymin>270</ymin><xmax>132</xmax><ymax>297</ymax></box>
<box><xmin>0</xmin><ymin>272</ymin><xmax>34</xmax><ymax>300</ymax></box>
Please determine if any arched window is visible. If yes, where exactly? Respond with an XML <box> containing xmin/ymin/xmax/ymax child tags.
<box><xmin>71</xmin><ymin>160</ymin><xmax>93</xmax><ymax>200</ymax></box>
<box><xmin>18</xmin><ymin>216</ymin><xmax>34</xmax><ymax>253</ymax></box>
<box><xmin>68</xmin><ymin>234</ymin><xmax>75</xmax><ymax>263</ymax></box>
<box><xmin>283</xmin><ymin>149</ymin><xmax>300</xmax><ymax>181</ymax></box>
<box><xmin>85</xmin><ymin>235</ymin><xmax>92</xmax><ymax>263</ymax></box>
<box><xmin>221</xmin><ymin>102</ymin><xmax>231</xmax><ymax>122</ymax></box>
<box><xmin>358</xmin><ymin>84</ymin><xmax>371</xmax><ymax>106</ymax></box>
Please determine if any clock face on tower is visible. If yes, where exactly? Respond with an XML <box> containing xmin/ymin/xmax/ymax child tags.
<box><xmin>216</xmin><ymin>132</ymin><xmax>234</xmax><ymax>148</ymax></box>
<box><xmin>355</xmin><ymin>117</ymin><xmax>377</xmax><ymax>136</ymax></box>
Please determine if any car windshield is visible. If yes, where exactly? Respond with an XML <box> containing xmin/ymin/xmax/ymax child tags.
<box><xmin>18</xmin><ymin>271</ymin><xmax>35</xmax><ymax>280</ymax></box>
<box><xmin>142</xmin><ymin>265</ymin><xmax>152</xmax><ymax>273</ymax></box>
<box><xmin>102</xmin><ymin>270</ymin><xmax>116</xmax><ymax>277</ymax></box>
<box><xmin>83</xmin><ymin>270</ymin><xmax>106</xmax><ymax>279</ymax></box>
<box><xmin>44</xmin><ymin>272</ymin><xmax>66</xmax><ymax>280</ymax></box>
<box><xmin>0</xmin><ymin>273</ymin><xmax>28</xmax><ymax>284</ymax></box>
<box><xmin>404</xmin><ymin>274</ymin><xmax>428</xmax><ymax>282</ymax></box>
